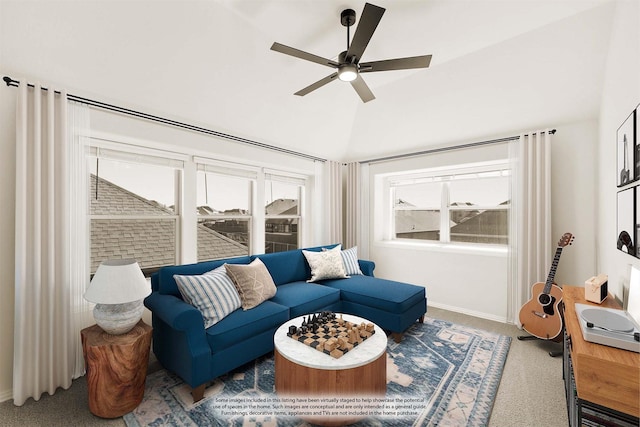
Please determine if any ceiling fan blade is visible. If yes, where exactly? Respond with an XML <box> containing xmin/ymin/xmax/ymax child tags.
<box><xmin>271</xmin><ymin>42</ymin><xmax>339</xmax><ymax>68</ymax></box>
<box><xmin>295</xmin><ymin>73</ymin><xmax>339</xmax><ymax>96</ymax></box>
<box><xmin>346</xmin><ymin>3</ymin><xmax>385</xmax><ymax>62</ymax></box>
<box><xmin>359</xmin><ymin>55</ymin><xmax>432</xmax><ymax>73</ymax></box>
<box><xmin>350</xmin><ymin>75</ymin><xmax>375</xmax><ymax>103</ymax></box>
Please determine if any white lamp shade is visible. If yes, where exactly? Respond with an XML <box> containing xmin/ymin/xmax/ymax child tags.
<box><xmin>84</xmin><ymin>259</ymin><xmax>151</xmax><ymax>304</ymax></box>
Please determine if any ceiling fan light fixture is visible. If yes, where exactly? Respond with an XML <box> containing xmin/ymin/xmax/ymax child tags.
<box><xmin>338</xmin><ymin>64</ymin><xmax>358</xmax><ymax>82</ymax></box>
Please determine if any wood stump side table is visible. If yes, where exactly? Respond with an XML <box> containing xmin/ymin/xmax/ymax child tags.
<box><xmin>81</xmin><ymin>320</ymin><xmax>152</xmax><ymax>418</ymax></box>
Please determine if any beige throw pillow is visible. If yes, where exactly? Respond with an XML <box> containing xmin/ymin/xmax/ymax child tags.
<box><xmin>225</xmin><ymin>258</ymin><xmax>277</xmax><ymax>310</ymax></box>
<box><xmin>302</xmin><ymin>245</ymin><xmax>349</xmax><ymax>282</ymax></box>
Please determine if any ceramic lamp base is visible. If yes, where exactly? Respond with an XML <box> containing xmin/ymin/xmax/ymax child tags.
<box><xmin>93</xmin><ymin>300</ymin><xmax>144</xmax><ymax>335</ymax></box>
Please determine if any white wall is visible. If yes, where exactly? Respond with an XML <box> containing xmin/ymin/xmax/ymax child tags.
<box><xmin>363</xmin><ymin>120</ymin><xmax>599</xmax><ymax>323</ymax></box>
<box><xmin>550</xmin><ymin>119</ymin><xmax>599</xmax><ymax>286</ymax></box>
<box><xmin>597</xmin><ymin>0</ymin><xmax>640</xmax><ymax>303</ymax></box>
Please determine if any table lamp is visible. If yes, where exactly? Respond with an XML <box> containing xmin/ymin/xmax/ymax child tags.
<box><xmin>84</xmin><ymin>259</ymin><xmax>151</xmax><ymax>335</ymax></box>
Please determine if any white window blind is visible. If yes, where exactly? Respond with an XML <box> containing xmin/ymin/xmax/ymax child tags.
<box><xmin>90</xmin><ymin>146</ymin><xmax>185</xmax><ymax>169</ymax></box>
<box><xmin>194</xmin><ymin>156</ymin><xmax>259</xmax><ymax>180</ymax></box>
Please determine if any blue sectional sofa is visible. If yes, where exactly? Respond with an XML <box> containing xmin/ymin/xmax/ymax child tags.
<box><xmin>144</xmin><ymin>244</ymin><xmax>426</xmax><ymax>401</ymax></box>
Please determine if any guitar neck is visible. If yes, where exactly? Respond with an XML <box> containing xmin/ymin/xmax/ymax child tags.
<box><xmin>543</xmin><ymin>246</ymin><xmax>564</xmax><ymax>294</ymax></box>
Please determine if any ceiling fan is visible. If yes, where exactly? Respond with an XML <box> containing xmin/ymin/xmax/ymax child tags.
<box><xmin>270</xmin><ymin>2</ymin><xmax>432</xmax><ymax>103</ymax></box>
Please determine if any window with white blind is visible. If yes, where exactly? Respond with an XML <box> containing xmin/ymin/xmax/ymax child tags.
<box><xmin>88</xmin><ymin>147</ymin><xmax>183</xmax><ymax>276</ymax></box>
<box><xmin>264</xmin><ymin>170</ymin><xmax>305</xmax><ymax>253</ymax></box>
<box><xmin>388</xmin><ymin>161</ymin><xmax>510</xmax><ymax>246</ymax></box>
<box><xmin>195</xmin><ymin>160</ymin><xmax>257</xmax><ymax>261</ymax></box>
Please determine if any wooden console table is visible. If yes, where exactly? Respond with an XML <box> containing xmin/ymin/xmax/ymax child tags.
<box><xmin>563</xmin><ymin>286</ymin><xmax>639</xmax><ymax>426</ymax></box>
<box><xmin>81</xmin><ymin>320</ymin><xmax>152</xmax><ymax>418</ymax></box>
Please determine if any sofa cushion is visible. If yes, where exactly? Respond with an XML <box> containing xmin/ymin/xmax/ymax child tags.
<box><xmin>154</xmin><ymin>256</ymin><xmax>252</xmax><ymax>297</ymax></box>
<box><xmin>205</xmin><ymin>301</ymin><xmax>289</xmax><ymax>352</ymax></box>
<box><xmin>173</xmin><ymin>266</ymin><xmax>241</xmax><ymax>328</ymax></box>
<box><xmin>320</xmin><ymin>275</ymin><xmax>425</xmax><ymax>314</ymax></box>
<box><xmin>225</xmin><ymin>258</ymin><xmax>277</xmax><ymax>310</ymax></box>
<box><xmin>269</xmin><ymin>281</ymin><xmax>341</xmax><ymax>317</ymax></box>
<box><xmin>254</xmin><ymin>244</ymin><xmax>339</xmax><ymax>285</ymax></box>
<box><xmin>303</xmin><ymin>245</ymin><xmax>349</xmax><ymax>282</ymax></box>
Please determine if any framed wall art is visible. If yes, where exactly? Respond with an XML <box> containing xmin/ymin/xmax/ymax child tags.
<box><xmin>617</xmin><ymin>187</ymin><xmax>635</xmax><ymax>256</ymax></box>
<box><xmin>636</xmin><ymin>106</ymin><xmax>640</xmax><ymax>179</ymax></box>
<box><xmin>617</xmin><ymin>110</ymin><xmax>636</xmax><ymax>187</ymax></box>
<box><xmin>637</xmin><ymin>186</ymin><xmax>640</xmax><ymax>258</ymax></box>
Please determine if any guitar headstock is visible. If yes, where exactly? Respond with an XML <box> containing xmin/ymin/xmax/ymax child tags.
<box><xmin>558</xmin><ymin>232</ymin><xmax>574</xmax><ymax>247</ymax></box>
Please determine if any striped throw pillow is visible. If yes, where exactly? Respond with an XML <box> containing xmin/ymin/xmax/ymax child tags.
<box><xmin>174</xmin><ymin>266</ymin><xmax>241</xmax><ymax>328</ymax></box>
<box><xmin>341</xmin><ymin>246</ymin><xmax>363</xmax><ymax>276</ymax></box>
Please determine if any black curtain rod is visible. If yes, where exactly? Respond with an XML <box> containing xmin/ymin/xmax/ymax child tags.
<box><xmin>3</xmin><ymin>76</ymin><xmax>327</xmax><ymax>163</ymax></box>
<box><xmin>359</xmin><ymin>129</ymin><xmax>556</xmax><ymax>164</ymax></box>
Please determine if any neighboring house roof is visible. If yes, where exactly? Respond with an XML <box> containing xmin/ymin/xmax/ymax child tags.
<box><xmin>266</xmin><ymin>198</ymin><xmax>297</xmax><ymax>215</ymax></box>
<box><xmin>91</xmin><ymin>175</ymin><xmax>174</xmax><ymax>216</ymax></box>
<box><xmin>90</xmin><ymin>175</ymin><xmax>246</xmax><ymax>273</ymax></box>
<box><xmin>197</xmin><ymin>225</ymin><xmax>248</xmax><ymax>262</ymax></box>
<box><xmin>450</xmin><ymin>202</ymin><xmax>509</xmax><ymax>237</ymax></box>
<box><xmin>395</xmin><ymin>200</ymin><xmax>508</xmax><ymax>235</ymax></box>
<box><xmin>395</xmin><ymin>210</ymin><xmax>457</xmax><ymax>233</ymax></box>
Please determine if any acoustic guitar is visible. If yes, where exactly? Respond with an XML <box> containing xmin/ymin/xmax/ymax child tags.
<box><xmin>518</xmin><ymin>232</ymin><xmax>574</xmax><ymax>341</ymax></box>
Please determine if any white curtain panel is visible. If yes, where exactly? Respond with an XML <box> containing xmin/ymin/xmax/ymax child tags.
<box><xmin>345</xmin><ymin>162</ymin><xmax>361</xmax><ymax>249</ymax></box>
<box><xmin>13</xmin><ymin>81</ymin><xmax>92</xmax><ymax>406</ymax></box>
<box><xmin>325</xmin><ymin>160</ymin><xmax>343</xmax><ymax>244</ymax></box>
<box><xmin>508</xmin><ymin>130</ymin><xmax>552</xmax><ymax>326</ymax></box>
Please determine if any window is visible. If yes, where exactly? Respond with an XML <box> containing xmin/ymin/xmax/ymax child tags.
<box><xmin>196</xmin><ymin>166</ymin><xmax>254</xmax><ymax>261</ymax></box>
<box><xmin>88</xmin><ymin>149</ymin><xmax>182</xmax><ymax>276</ymax></box>
<box><xmin>265</xmin><ymin>171</ymin><xmax>305</xmax><ymax>253</ymax></box>
<box><xmin>389</xmin><ymin>162</ymin><xmax>509</xmax><ymax>245</ymax></box>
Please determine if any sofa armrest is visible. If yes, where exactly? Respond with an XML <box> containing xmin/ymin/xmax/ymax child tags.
<box><xmin>358</xmin><ymin>260</ymin><xmax>375</xmax><ymax>277</ymax></box>
<box><xmin>144</xmin><ymin>292</ymin><xmax>212</xmax><ymax>387</ymax></box>
<box><xmin>145</xmin><ymin>292</ymin><xmax>205</xmax><ymax>331</ymax></box>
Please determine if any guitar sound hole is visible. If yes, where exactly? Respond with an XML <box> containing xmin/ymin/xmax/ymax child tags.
<box><xmin>537</xmin><ymin>294</ymin><xmax>556</xmax><ymax>316</ymax></box>
<box><xmin>538</xmin><ymin>294</ymin><xmax>551</xmax><ymax>306</ymax></box>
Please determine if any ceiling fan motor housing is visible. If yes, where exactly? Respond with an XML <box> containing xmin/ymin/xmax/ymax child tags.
<box><xmin>341</xmin><ymin>9</ymin><xmax>356</xmax><ymax>27</ymax></box>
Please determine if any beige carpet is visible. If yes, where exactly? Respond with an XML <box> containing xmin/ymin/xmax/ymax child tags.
<box><xmin>0</xmin><ymin>306</ymin><xmax>567</xmax><ymax>426</ymax></box>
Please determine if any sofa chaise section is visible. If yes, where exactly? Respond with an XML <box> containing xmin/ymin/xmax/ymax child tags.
<box><xmin>319</xmin><ymin>275</ymin><xmax>426</xmax><ymax>342</ymax></box>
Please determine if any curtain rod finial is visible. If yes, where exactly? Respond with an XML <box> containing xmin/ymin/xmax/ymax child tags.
<box><xmin>3</xmin><ymin>76</ymin><xmax>13</xmax><ymax>86</ymax></box>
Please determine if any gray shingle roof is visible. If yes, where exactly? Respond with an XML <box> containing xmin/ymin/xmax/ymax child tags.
<box><xmin>91</xmin><ymin>175</ymin><xmax>174</xmax><ymax>215</ymax></box>
<box><xmin>90</xmin><ymin>175</ymin><xmax>247</xmax><ymax>273</ymax></box>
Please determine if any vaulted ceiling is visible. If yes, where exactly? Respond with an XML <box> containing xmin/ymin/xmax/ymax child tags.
<box><xmin>1</xmin><ymin>0</ymin><xmax>615</xmax><ymax>162</ymax></box>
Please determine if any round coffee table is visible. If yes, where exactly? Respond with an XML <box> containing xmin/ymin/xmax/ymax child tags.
<box><xmin>274</xmin><ymin>313</ymin><xmax>387</xmax><ymax>426</ymax></box>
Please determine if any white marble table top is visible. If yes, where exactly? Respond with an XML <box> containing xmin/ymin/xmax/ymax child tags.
<box><xmin>273</xmin><ymin>313</ymin><xmax>387</xmax><ymax>370</ymax></box>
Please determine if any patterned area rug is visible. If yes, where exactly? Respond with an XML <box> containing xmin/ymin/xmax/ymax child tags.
<box><xmin>124</xmin><ymin>317</ymin><xmax>511</xmax><ymax>427</ymax></box>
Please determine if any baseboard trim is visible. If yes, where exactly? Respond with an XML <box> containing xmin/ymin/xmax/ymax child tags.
<box><xmin>427</xmin><ymin>301</ymin><xmax>508</xmax><ymax>324</ymax></box>
<box><xmin>0</xmin><ymin>388</ymin><xmax>12</xmax><ymax>403</ymax></box>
